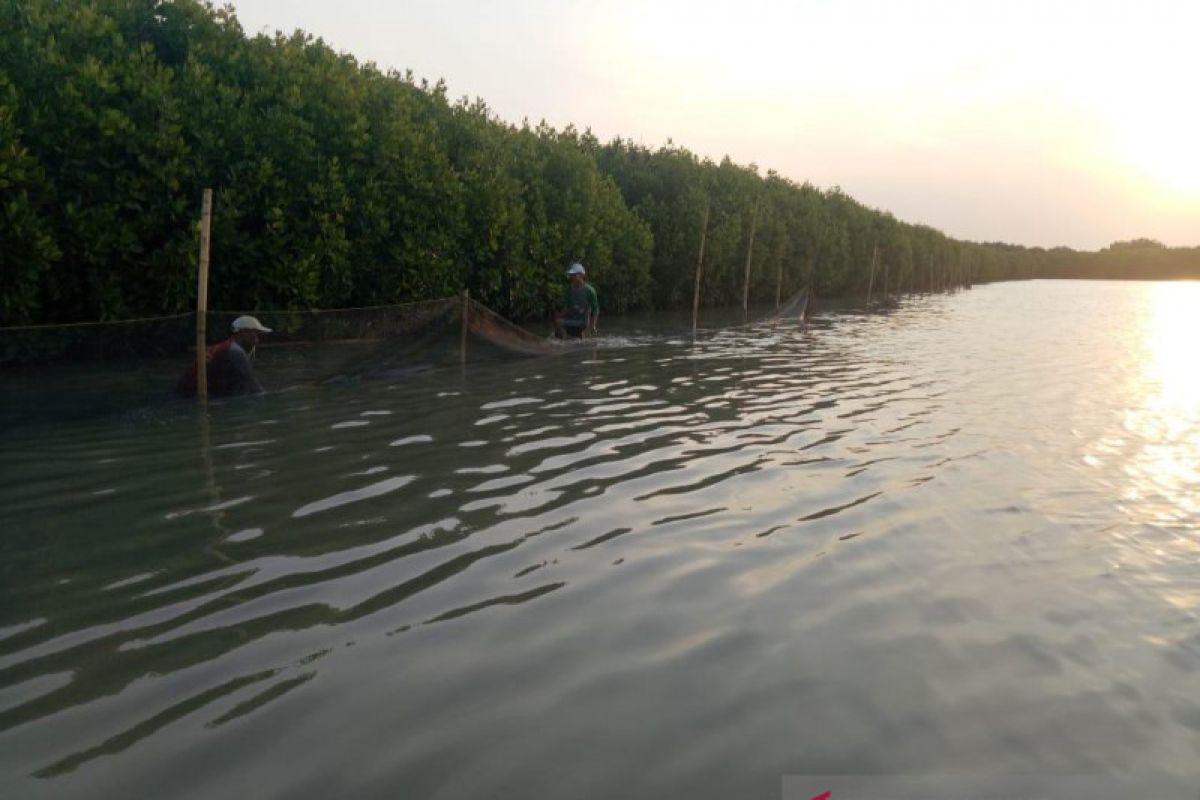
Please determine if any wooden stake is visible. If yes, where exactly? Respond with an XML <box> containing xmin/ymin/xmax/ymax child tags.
<box><xmin>460</xmin><ymin>289</ymin><xmax>470</xmax><ymax>366</ymax></box>
<box><xmin>741</xmin><ymin>199</ymin><xmax>759</xmax><ymax>320</ymax></box>
<box><xmin>866</xmin><ymin>242</ymin><xmax>878</xmax><ymax>304</ymax></box>
<box><xmin>774</xmin><ymin>240</ymin><xmax>788</xmax><ymax>310</ymax></box>
<box><xmin>196</xmin><ymin>188</ymin><xmax>212</xmax><ymax>402</ymax></box>
<box><xmin>692</xmin><ymin>200</ymin><xmax>710</xmax><ymax>335</ymax></box>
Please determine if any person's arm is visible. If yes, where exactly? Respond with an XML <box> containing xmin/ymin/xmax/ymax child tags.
<box><xmin>587</xmin><ymin>285</ymin><xmax>600</xmax><ymax>333</ymax></box>
<box><xmin>227</xmin><ymin>345</ymin><xmax>265</xmax><ymax>395</ymax></box>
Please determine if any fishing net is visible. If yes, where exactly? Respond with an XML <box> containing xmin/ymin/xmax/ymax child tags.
<box><xmin>767</xmin><ymin>285</ymin><xmax>812</xmax><ymax>325</ymax></box>
<box><xmin>0</xmin><ymin>295</ymin><xmax>559</xmax><ymax>427</ymax></box>
<box><xmin>208</xmin><ymin>298</ymin><xmax>457</xmax><ymax>350</ymax></box>
<box><xmin>0</xmin><ymin>313</ymin><xmax>198</xmax><ymax>367</ymax></box>
<box><xmin>305</xmin><ymin>296</ymin><xmax>558</xmax><ymax>383</ymax></box>
<box><xmin>465</xmin><ymin>297</ymin><xmax>558</xmax><ymax>357</ymax></box>
<box><xmin>0</xmin><ymin>296</ymin><xmax>556</xmax><ymax>368</ymax></box>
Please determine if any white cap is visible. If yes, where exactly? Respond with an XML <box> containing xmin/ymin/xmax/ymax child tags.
<box><xmin>231</xmin><ymin>315</ymin><xmax>272</xmax><ymax>333</ymax></box>
<box><xmin>566</xmin><ymin>263</ymin><xmax>586</xmax><ymax>276</ymax></box>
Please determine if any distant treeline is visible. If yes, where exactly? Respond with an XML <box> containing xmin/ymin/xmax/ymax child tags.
<box><xmin>1</xmin><ymin>0</ymin><xmax>1197</xmax><ymax>327</ymax></box>
<box><xmin>1034</xmin><ymin>239</ymin><xmax>1200</xmax><ymax>280</ymax></box>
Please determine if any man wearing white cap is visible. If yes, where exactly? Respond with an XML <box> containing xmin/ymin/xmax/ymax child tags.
<box><xmin>176</xmin><ymin>315</ymin><xmax>271</xmax><ymax>397</ymax></box>
<box><xmin>555</xmin><ymin>262</ymin><xmax>599</xmax><ymax>339</ymax></box>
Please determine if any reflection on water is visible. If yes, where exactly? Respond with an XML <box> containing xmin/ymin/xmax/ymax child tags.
<box><xmin>1</xmin><ymin>281</ymin><xmax>1198</xmax><ymax>798</ymax></box>
<box><xmin>1123</xmin><ymin>283</ymin><xmax>1200</xmax><ymax>527</ymax></box>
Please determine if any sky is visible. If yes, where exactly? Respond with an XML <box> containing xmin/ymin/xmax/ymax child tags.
<box><xmin>227</xmin><ymin>0</ymin><xmax>1199</xmax><ymax>250</ymax></box>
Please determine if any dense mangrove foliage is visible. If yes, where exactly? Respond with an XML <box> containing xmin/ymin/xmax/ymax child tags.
<box><xmin>2</xmin><ymin>0</ymin><xmax>1198</xmax><ymax>327</ymax></box>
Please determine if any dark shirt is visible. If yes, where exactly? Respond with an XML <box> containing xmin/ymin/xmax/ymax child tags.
<box><xmin>176</xmin><ymin>338</ymin><xmax>263</xmax><ymax>397</ymax></box>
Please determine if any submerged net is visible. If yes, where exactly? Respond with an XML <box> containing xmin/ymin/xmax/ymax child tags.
<box><xmin>0</xmin><ymin>295</ymin><xmax>561</xmax><ymax>427</ymax></box>
<box><xmin>208</xmin><ymin>298</ymin><xmax>467</xmax><ymax>384</ymax></box>
<box><xmin>210</xmin><ymin>298</ymin><xmax>458</xmax><ymax>349</ymax></box>
<box><xmin>768</xmin><ymin>285</ymin><xmax>813</xmax><ymax>325</ymax></box>
<box><xmin>0</xmin><ymin>313</ymin><xmax>198</xmax><ymax>367</ymax></box>
<box><xmin>0</xmin><ymin>296</ymin><xmax>556</xmax><ymax>368</ymax></box>
<box><xmin>466</xmin><ymin>298</ymin><xmax>558</xmax><ymax>356</ymax></box>
<box><xmin>307</xmin><ymin>296</ymin><xmax>558</xmax><ymax>383</ymax></box>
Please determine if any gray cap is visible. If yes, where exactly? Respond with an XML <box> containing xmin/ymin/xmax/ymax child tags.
<box><xmin>231</xmin><ymin>315</ymin><xmax>272</xmax><ymax>333</ymax></box>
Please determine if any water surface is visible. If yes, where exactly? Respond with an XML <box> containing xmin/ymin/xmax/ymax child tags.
<box><xmin>2</xmin><ymin>280</ymin><xmax>1198</xmax><ymax>798</ymax></box>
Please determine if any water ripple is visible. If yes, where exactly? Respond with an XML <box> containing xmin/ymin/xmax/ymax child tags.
<box><xmin>2</xmin><ymin>283</ymin><xmax>1199</xmax><ymax>796</ymax></box>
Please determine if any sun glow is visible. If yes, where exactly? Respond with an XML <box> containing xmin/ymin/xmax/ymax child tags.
<box><xmin>1121</xmin><ymin>283</ymin><xmax>1200</xmax><ymax>527</ymax></box>
<box><xmin>1111</xmin><ymin>112</ymin><xmax>1200</xmax><ymax>199</ymax></box>
<box><xmin>1141</xmin><ymin>282</ymin><xmax>1200</xmax><ymax>411</ymax></box>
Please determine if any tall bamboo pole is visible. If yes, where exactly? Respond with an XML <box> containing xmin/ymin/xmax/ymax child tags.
<box><xmin>692</xmin><ymin>200</ymin><xmax>710</xmax><ymax>335</ymax></box>
<box><xmin>773</xmin><ymin>241</ymin><xmax>788</xmax><ymax>310</ymax></box>
<box><xmin>196</xmin><ymin>188</ymin><xmax>212</xmax><ymax>402</ymax></box>
<box><xmin>460</xmin><ymin>289</ymin><xmax>470</xmax><ymax>367</ymax></box>
<box><xmin>866</xmin><ymin>242</ymin><xmax>878</xmax><ymax>304</ymax></box>
<box><xmin>740</xmin><ymin>200</ymin><xmax>759</xmax><ymax>320</ymax></box>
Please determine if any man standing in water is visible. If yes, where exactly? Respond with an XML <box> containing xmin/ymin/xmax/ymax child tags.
<box><xmin>176</xmin><ymin>315</ymin><xmax>271</xmax><ymax>398</ymax></box>
<box><xmin>554</xmin><ymin>262</ymin><xmax>599</xmax><ymax>339</ymax></box>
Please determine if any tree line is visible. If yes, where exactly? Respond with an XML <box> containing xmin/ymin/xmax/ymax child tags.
<box><xmin>2</xmin><ymin>0</ymin><xmax>1197</xmax><ymax>328</ymax></box>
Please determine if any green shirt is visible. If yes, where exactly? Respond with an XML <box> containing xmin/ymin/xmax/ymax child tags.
<box><xmin>562</xmin><ymin>282</ymin><xmax>599</xmax><ymax>322</ymax></box>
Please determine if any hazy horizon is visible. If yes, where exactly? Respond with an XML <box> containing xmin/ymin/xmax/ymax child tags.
<box><xmin>228</xmin><ymin>0</ymin><xmax>1200</xmax><ymax>252</ymax></box>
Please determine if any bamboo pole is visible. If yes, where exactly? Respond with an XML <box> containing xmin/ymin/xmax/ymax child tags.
<box><xmin>882</xmin><ymin>261</ymin><xmax>889</xmax><ymax>300</ymax></box>
<box><xmin>773</xmin><ymin>241</ymin><xmax>788</xmax><ymax>310</ymax></box>
<box><xmin>198</xmin><ymin>405</ymin><xmax>234</xmax><ymax>566</ymax></box>
<box><xmin>866</xmin><ymin>242</ymin><xmax>878</xmax><ymax>304</ymax></box>
<box><xmin>692</xmin><ymin>200</ymin><xmax>710</xmax><ymax>335</ymax></box>
<box><xmin>460</xmin><ymin>289</ymin><xmax>469</xmax><ymax>366</ymax></box>
<box><xmin>741</xmin><ymin>199</ymin><xmax>759</xmax><ymax>320</ymax></box>
<box><xmin>196</xmin><ymin>188</ymin><xmax>212</xmax><ymax>402</ymax></box>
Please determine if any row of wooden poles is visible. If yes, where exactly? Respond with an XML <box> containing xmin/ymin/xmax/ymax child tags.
<box><xmin>192</xmin><ymin>190</ymin><xmax>968</xmax><ymax>399</ymax></box>
<box><xmin>195</xmin><ymin>189</ymin><xmax>212</xmax><ymax>402</ymax></box>
<box><xmin>193</xmin><ymin>187</ymin><xmax>775</xmax><ymax>396</ymax></box>
<box><xmin>194</xmin><ymin>189</ymin><xmax>765</xmax><ymax>392</ymax></box>
<box><xmin>689</xmin><ymin>200</ymin><xmax>971</xmax><ymax>333</ymax></box>
<box><xmin>864</xmin><ymin>242</ymin><xmax>972</xmax><ymax>300</ymax></box>
<box><xmin>690</xmin><ymin>201</ymin><xmax>757</xmax><ymax>334</ymax></box>
<box><xmin>192</xmin><ymin>187</ymin><xmax>788</xmax><ymax>400</ymax></box>
<box><xmin>192</xmin><ymin>187</ymin><xmax>476</xmax><ymax>402</ymax></box>
<box><xmin>690</xmin><ymin>198</ymin><xmax>796</xmax><ymax>335</ymax></box>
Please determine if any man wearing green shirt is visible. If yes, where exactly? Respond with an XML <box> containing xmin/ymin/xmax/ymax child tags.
<box><xmin>555</xmin><ymin>262</ymin><xmax>599</xmax><ymax>339</ymax></box>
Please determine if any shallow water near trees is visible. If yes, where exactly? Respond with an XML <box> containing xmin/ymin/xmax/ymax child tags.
<box><xmin>2</xmin><ymin>280</ymin><xmax>1198</xmax><ymax>798</ymax></box>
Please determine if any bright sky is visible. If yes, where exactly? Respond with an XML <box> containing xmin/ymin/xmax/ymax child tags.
<box><xmin>229</xmin><ymin>0</ymin><xmax>1199</xmax><ymax>250</ymax></box>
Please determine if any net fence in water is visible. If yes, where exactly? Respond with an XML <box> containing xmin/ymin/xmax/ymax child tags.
<box><xmin>296</xmin><ymin>296</ymin><xmax>560</xmax><ymax>383</ymax></box>
<box><xmin>767</xmin><ymin>285</ymin><xmax>812</xmax><ymax>326</ymax></box>
<box><xmin>0</xmin><ymin>312</ymin><xmax>199</xmax><ymax>367</ymax></box>
<box><xmin>1</xmin><ymin>288</ymin><xmax>817</xmax><ymax>429</ymax></box>
<box><xmin>209</xmin><ymin>298</ymin><xmax>458</xmax><ymax>349</ymax></box>
<box><xmin>0</xmin><ymin>295</ymin><xmax>555</xmax><ymax>368</ymax></box>
<box><xmin>0</xmin><ymin>295</ymin><xmax>559</xmax><ymax>427</ymax></box>
<box><xmin>465</xmin><ymin>298</ymin><xmax>558</xmax><ymax>356</ymax></box>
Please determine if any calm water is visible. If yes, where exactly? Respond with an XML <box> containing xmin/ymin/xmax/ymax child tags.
<box><xmin>2</xmin><ymin>280</ymin><xmax>1198</xmax><ymax>798</ymax></box>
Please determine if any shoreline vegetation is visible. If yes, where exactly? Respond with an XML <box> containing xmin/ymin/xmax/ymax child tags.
<box><xmin>2</xmin><ymin>0</ymin><xmax>1199</xmax><ymax>329</ymax></box>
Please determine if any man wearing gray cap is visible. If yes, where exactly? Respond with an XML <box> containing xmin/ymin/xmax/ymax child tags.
<box><xmin>554</xmin><ymin>262</ymin><xmax>599</xmax><ymax>339</ymax></box>
<box><xmin>176</xmin><ymin>315</ymin><xmax>271</xmax><ymax>398</ymax></box>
